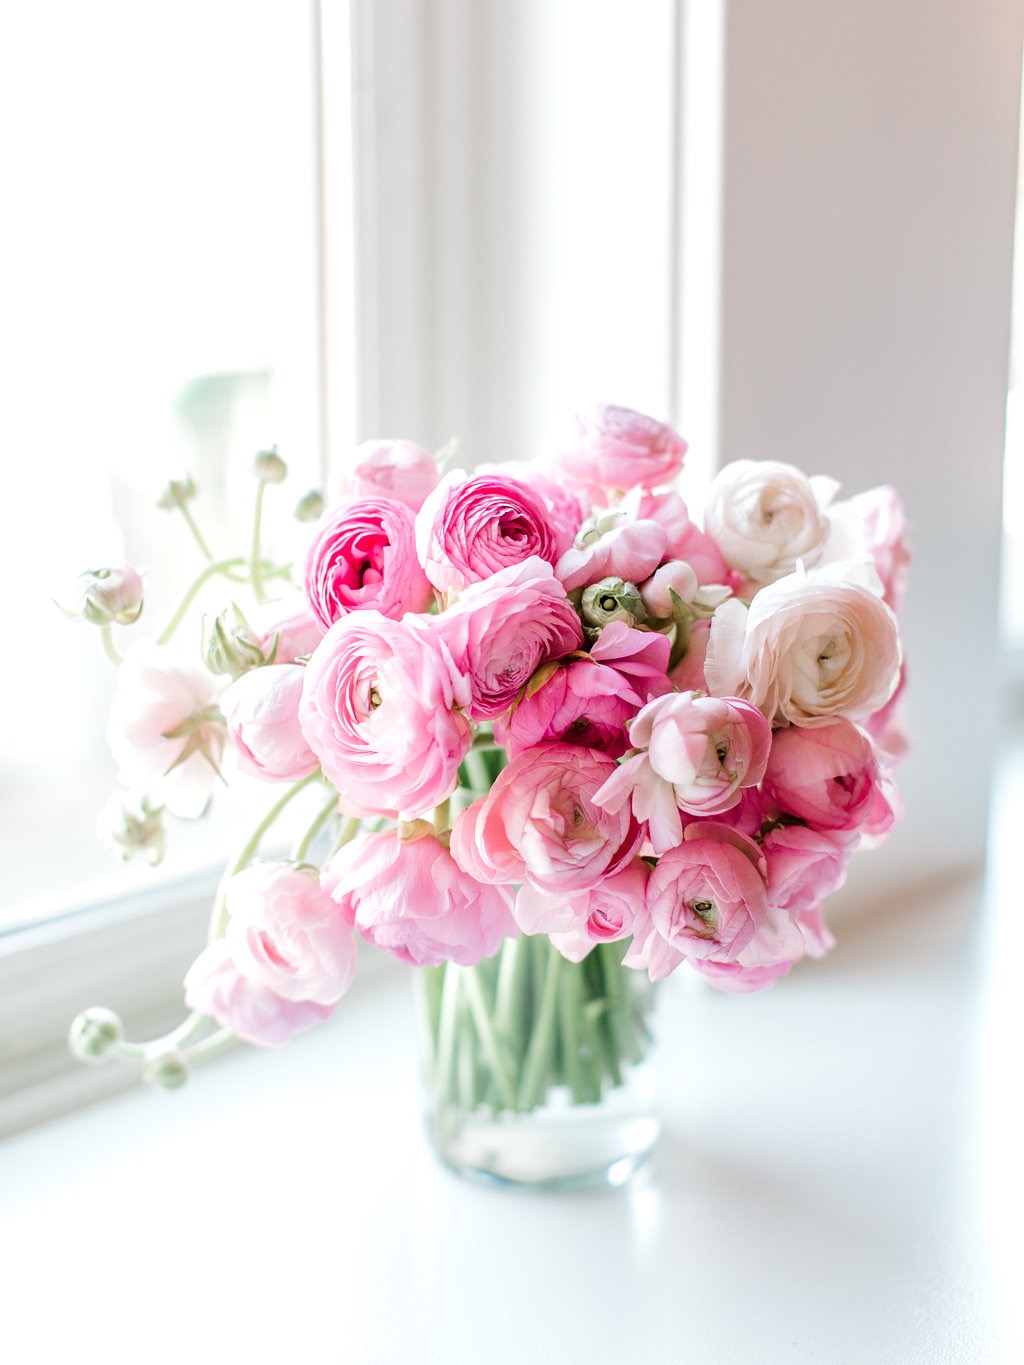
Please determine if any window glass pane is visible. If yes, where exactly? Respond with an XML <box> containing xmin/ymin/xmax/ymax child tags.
<box><xmin>0</xmin><ymin>1</ymin><xmax>324</xmax><ymax>931</ymax></box>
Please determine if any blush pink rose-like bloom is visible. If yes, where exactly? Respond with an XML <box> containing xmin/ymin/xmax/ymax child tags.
<box><xmin>328</xmin><ymin>438</ymin><xmax>440</xmax><ymax>512</ymax></box>
<box><xmin>304</xmin><ymin>495</ymin><xmax>434</xmax><ymax>630</ymax></box>
<box><xmin>594</xmin><ymin>690</ymin><xmax>772</xmax><ymax>855</ymax></box>
<box><xmin>762</xmin><ymin>718</ymin><xmax>898</xmax><ymax>841</ymax></box>
<box><xmin>705</xmin><ymin>559</ymin><xmax>903</xmax><ymax>728</ymax></box>
<box><xmin>183</xmin><ymin>861</ymin><xmax>358</xmax><ymax>1046</ymax></box>
<box><xmin>632</xmin><ymin>490</ymin><xmax>740</xmax><ymax>590</ymax></box>
<box><xmin>762</xmin><ymin>823</ymin><xmax>853</xmax><ymax>916</ymax></box>
<box><xmin>106</xmin><ymin>643</ymin><xmax>226</xmax><ymax>819</ymax></box>
<box><xmin>644</xmin><ymin>821</ymin><xmax>770</xmax><ymax>964</ymax></box>
<box><xmin>221</xmin><ymin>664</ymin><xmax>320</xmax><ymax>782</ymax></box>
<box><xmin>322</xmin><ymin>827</ymin><xmax>515</xmax><ymax>967</ymax></box>
<box><xmin>514</xmin><ymin>857</ymin><xmax>650</xmax><ymax>962</ymax></box>
<box><xmin>299</xmin><ymin>610</ymin><xmax>472</xmax><ymax>819</ymax></box>
<box><xmin>822</xmin><ymin>484</ymin><xmax>910</xmax><ymax>613</ymax></box>
<box><xmin>450</xmin><ymin>743</ymin><xmax>642</xmax><ymax>894</ymax></box>
<box><xmin>416</xmin><ymin>469</ymin><xmax>569</xmax><ymax>596</ymax></box>
<box><xmin>555</xmin><ymin>508</ymin><xmax>668</xmax><ymax>593</ymax></box>
<box><xmin>547</xmin><ymin>403</ymin><xmax>687</xmax><ymax>498</ymax></box>
<box><xmin>703</xmin><ymin>458</ymin><xmax>838</xmax><ymax>586</ymax></box>
<box><xmin>496</xmin><ymin>621</ymin><xmax>671</xmax><ymax>759</ymax></box>
<box><xmin>429</xmin><ymin>556</ymin><xmax>583</xmax><ymax>721</ymax></box>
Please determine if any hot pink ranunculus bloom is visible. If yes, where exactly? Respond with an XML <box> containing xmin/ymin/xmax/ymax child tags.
<box><xmin>644</xmin><ymin>821</ymin><xmax>769</xmax><ymax>964</ymax></box>
<box><xmin>514</xmin><ymin>857</ymin><xmax>650</xmax><ymax>962</ymax></box>
<box><xmin>299</xmin><ymin>610</ymin><xmax>472</xmax><ymax>819</ymax></box>
<box><xmin>634</xmin><ymin>490</ymin><xmax>740</xmax><ymax>589</ymax></box>
<box><xmin>705</xmin><ymin>559</ymin><xmax>903</xmax><ymax>729</ymax></box>
<box><xmin>328</xmin><ymin>438</ymin><xmax>440</xmax><ymax>512</ymax></box>
<box><xmin>762</xmin><ymin>718</ymin><xmax>898</xmax><ymax>841</ymax></box>
<box><xmin>547</xmin><ymin>403</ymin><xmax>687</xmax><ymax>499</ymax></box>
<box><xmin>221</xmin><ymin>664</ymin><xmax>320</xmax><ymax>782</ymax></box>
<box><xmin>594</xmin><ymin>690</ymin><xmax>772</xmax><ymax>854</ymax></box>
<box><xmin>450</xmin><ymin>743</ymin><xmax>642</xmax><ymax>894</ymax></box>
<box><xmin>429</xmin><ymin>556</ymin><xmax>583</xmax><ymax>721</ymax></box>
<box><xmin>495</xmin><ymin>621</ymin><xmax>671</xmax><ymax>759</ymax></box>
<box><xmin>304</xmin><ymin>495</ymin><xmax>434</xmax><ymax>630</ymax></box>
<box><xmin>322</xmin><ymin>827</ymin><xmax>515</xmax><ymax>967</ymax></box>
<box><xmin>105</xmin><ymin>643</ymin><xmax>226</xmax><ymax>819</ymax></box>
<box><xmin>183</xmin><ymin>861</ymin><xmax>357</xmax><ymax>1046</ymax></box>
<box><xmin>415</xmin><ymin>469</ymin><xmax>569</xmax><ymax>595</ymax></box>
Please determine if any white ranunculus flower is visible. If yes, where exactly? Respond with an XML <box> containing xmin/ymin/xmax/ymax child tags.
<box><xmin>704</xmin><ymin>559</ymin><xmax>902</xmax><ymax>728</ymax></box>
<box><xmin>703</xmin><ymin>459</ymin><xmax>838</xmax><ymax>585</ymax></box>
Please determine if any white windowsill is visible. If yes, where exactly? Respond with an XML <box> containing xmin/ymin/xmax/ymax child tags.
<box><xmin>2</xmin><ymin>807</ymin><xmax>1022</xmax><ymax>1365</ymax></box>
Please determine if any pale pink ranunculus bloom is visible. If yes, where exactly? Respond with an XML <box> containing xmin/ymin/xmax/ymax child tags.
<box><xmin>247</xmin><ymin>599</ymin><xmax>325</xmax><ymax>663</ymax></box>
<box><xmin>547</xmin><ymin>403</ymin><xmax>687</xmax><ymax>499</ymax></box>
<box><xmin>644</xmin><ymin>821</ymin><xmax>769</xmax><ymax>964</ymax></box>
<box><xmin>555</xmin><ymin>508</ymin><xmax>668</xmax><ymax>592</ymax></box>
<box><xmin>762</xmin><ymin>718</ymin><xmax>898</xmax><ymax>841</ymax></box>
<box><xmin>106</xmin><ymin>643</ymin><xmax>226</xmax><ymax>819</ymax></box>
<box><xmin>633</xmin><ymin>489</ymin><xmax>740</xmax><ymax>590</ymax></box>
<box><xmin>221</xmin><ymin>664</ymin><xmax>320</xmax><ymax>782</ymax></box>
<box><xmin>299</xmin><ymin>610</ymin><xmax>472</xmax><ymax>819</ymax></box>
<box><xmin>429</xmin><ymin>556</ymin><xmax>583</xmax><ymax>721</ymax></box>
<box><xmin>704</xmin><ymin>459</ymin><xmax>838</xmax><ymax>586</ymax></box>
<box><xmin>639</xmin><ymin>560</ymin><xmax>700</xmax><ymax>618</ymax></box>
<box><xmin>514</xmin><ymin>857</ymin><xmax>650</xmax><ymax>962</ymax></box>
<box><xmin>416</xmin><ymin>469</ymin><xmax>568</xmax><ymax>596</ymax></box>
<box><xmin>450</xmin><ymin>742</ymin><xmax>642</xmax><ymax>894</ymax></box>
<box><xmin>183</xmin><ymin>861</ymin><xmax>358</xmax><ymax>1046</ymax></box>
<box><xmin>322</xmin><ymin>828</ymin><xmax>515</xmax><ymax>967</ymax></box>
<box><xmin>705</xmin><ymin>558</ymin><xmax>902</xmax><ymax>728</ymax></box>
<box><xmin>328</xmin><ymin>438</ymin><xmax>440</xmax><ymax>512</ymax></box>
<box><xmin>496</xmin><ymin>621</ymin><xmax>671</xmax><ymax>759</ymax></box>
<box><xmin>304</xmin><ymin>495</ymin><xmax>434</xmax><ymax>630</ymax></box>
<box><xmin>820</xmin><ymin>484</ymin><xmax>910</xmax><ymax>613</ymax></box>
<box><xmin>594</xmin><ymin>690</ymin><xmax>772</xmax><ymax>855</ymax></box>
<box><xmin>762</xmin><ymin>823</ymin><xmax>853</xmax><ymax>915</ymax></box>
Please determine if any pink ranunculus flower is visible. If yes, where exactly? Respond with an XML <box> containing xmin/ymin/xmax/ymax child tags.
<box><xmin>703</xmin><ymin>458</ymin><xmax>838</xmax><ymax>586</ymax></box>
<box><xmin>688</xmin><ymin>957</ymin><xmax>795</xmax><ymax>994</ymax></box>
<box><xmin>429</xmin><ymin>556</ymin><xmax>583</xmax><ymax>721</ymax></box>
<box><xmin>105</xmin><ymin>643</ymin><xmax>226</xmax><ymax>819</ymax></box>
<box><xmin>514</xmin><ymin>857</ymin><xmax>650</xmax><ymax>962</ymax></box>
<box><xmin>496</xmin><ymin>621</ymin><xmax>671</xmax><ymax>759</ymax></box>
<box><xmin>416</xmin><ymin>469</ymin><xmax>568</xmax><ymax>596</ymax></box>
<box><xmin>821</xmin><ymin>484</ymin><xmax>910</xmax><ymax>613</ymax></box>
<box><xmin>299</xmin><ymin>610</ymin><xmax>472</xmax><ymax>819</ymax></box>
<box><xmin>704</xmin><ymin>558</ymin><xmax>902</xmax><ymax>728</ymax></box>
<box><xmin>247</xmin><ymin>599</ymin><xmax>325</xmax><ymax>663</ymax></box>
<box><xmin>639</xmin><ymin>560</ymin><xmax>700</xmax><ymax>619</ymax></box>
<box><xmin>555</xmin><ymin>507</ymin><xmax>668</xmax><ymax>593</ymax></box>
<box><xmin>645</xmin><ymin>821</ymin><xmax>770</xmax><ymax>964</ymax></box>
<box><xmin>762</xmin><ymin>718</ymin><xmax>898</xmax><ymax>841</ymax></box>
<box><xmin>328</xmin><ymin>438</ymin><xmax>440</xmax><ymax>512</ymax></box>
<box><xmin>450</xmin><ymin>743</ymin><xmax>642</xmax><ymax>894</ymax></box>
<box><xmin>634</xmin><ymin>490</ymin><xmax>740</xmax><ymax>589</ymax></box>
<box><xmin>762</xmin><ymin>823</ymin><xmax>853</xmax><ymax>916</ymax></box>
<box><xmin>221</xmin><ymin>664</ymin><xmax>320</xmax><ymax>782</ymax></box>
<box><xmin>322</xmin><ymin>826</ymin><xmax>515</xmax><ymax>967</ymax></box>
<box><xmin>594</xmin><ymin>690</ymin><xmax>772</xmax><ymax>855</ymax></box>
<box><xmin>548</xmin><ymin>403</ymin><xmax>687</xmax><ymax>498</ymax></box>
<box><xmin>304</xmin><ymin>495</ymin><xmax>434</xmax><ymax>630</ymax></box>
<box><xmin>183</xmin><ymin>861</ymin><xmax>358</xmax><ymax>1046</ymax></box>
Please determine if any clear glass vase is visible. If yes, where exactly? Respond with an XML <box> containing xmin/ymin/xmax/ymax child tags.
<box><xmin>414</xmin><ymin>935</ymin><xmax>658</xmax><ymax>1190</ymax></box>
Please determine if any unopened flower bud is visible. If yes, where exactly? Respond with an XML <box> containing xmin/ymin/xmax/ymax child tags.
<box><xmin>580</xmin><ymin>577</ymin><xmax>644</xmax><ymax>630</ymax></box>
<box><xmin>73</xmin><ymin>564</ymin><xmax>145</xmax><ymax>626</ymax></box>
<box><xmin>294</xmin><ymin>489</ymin><xmax>325</xmax><ymax>522</ymax></box>
<box><xmin>254</xmin><ymin>447</ymin><xmax>287</xmax><ymax>484</ymax></box>
<box><xmin>156</xmin><ymin>473</ymin><xmax>197</xmax><ymax>510</ymax></box>
<box><xmin>143</xmin><ymin>1047</ymin><xmax>190</xmax><ymax>1090</ymax></box>
<box><xmin>68</xmin><ymin>1007</ymin><xmax>125</xmax><ymax>1064</ymax></box>
<box><xmin>640</xmin><ymin>560</ymin><xmax>700</xmax><ymax>620</ymax></box>
<box><xmin>203</xmin><ymin>605</ymin><xmax>266</xmax><ymax>677</ymax></box>
<box><xmin>97</xmin><ymin>793</ymin><xmax>166</xmax><ymax>866</ymax></box>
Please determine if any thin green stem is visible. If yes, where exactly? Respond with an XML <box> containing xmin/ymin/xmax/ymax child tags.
<box><xmin>291</xmin><ymin>787</ymin><xmax>340</xmax><ymax>862</ymax></box>
<box><xmin>250</xmin><ymin>478</ymin><xmax>268</xmax><ymax>603</ymax></box>
<box><xmin>461</xmin><ymin>967</ymin><xmax>518</xmax><ymax>1113</ymax></box>
<box><xmin>517</xmin><ymin>943</ymin><xmax>563</xmax><ymax>1112</ymax></box>
<box><xmin>99</xmin><ymin>623</ymin><xmax>122</xmax><ymax>666</ymax></box>
<box><xmin>179</xmin><ymin>501</ymin><xmax>215</xmax><ymax>561</ymax></box>
<box><xmin>156</xmin><ymin>556</ymin><xmax>248</xmax><ymax>644</ymax></box>
<box><xmin>327</xmin><ymin>814</ymin><xmax>364</xmax><ymax>859</ymax></box>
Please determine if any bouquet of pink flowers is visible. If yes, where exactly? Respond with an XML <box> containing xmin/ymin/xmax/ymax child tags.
<box><xmin>68</xmin><ymin>405</ymin><xmax>907</xmax><ymax>1132</ymax></box>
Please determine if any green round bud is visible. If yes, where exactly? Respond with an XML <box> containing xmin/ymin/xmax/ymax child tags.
<box><xmin>68</xmin><ymin>1007</ymin><xmax>125</xmax><ymax>1064</ymax></box>
<box><xmin>156</xmin><ymin>474</ymin><xmax>197</xmax><ymax>509</ymax></box>
<box><xmin>294</xmin><ymin>489</ymin><xmax>325</xmax><ymax>522</ymax></box>
<box><xmin>254</xmin><ymin>447</ymin><xmax>287</xmax><ymax>484</ymax></box>
<box><xmin>580</xmin><ymin>577</ymin><xmax>645</xmax><ymax>629</ymax></box>
<box><xmin>143</xmin><ymin>1047</ymin><xmax>190</xmax><ymax>1090</ymax></box>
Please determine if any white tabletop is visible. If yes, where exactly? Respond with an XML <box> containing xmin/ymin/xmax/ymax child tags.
<box><xmin>2</xmin><ymin>854</ymin><xmax>1021</xmax><ymax>1365</ymax></box>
